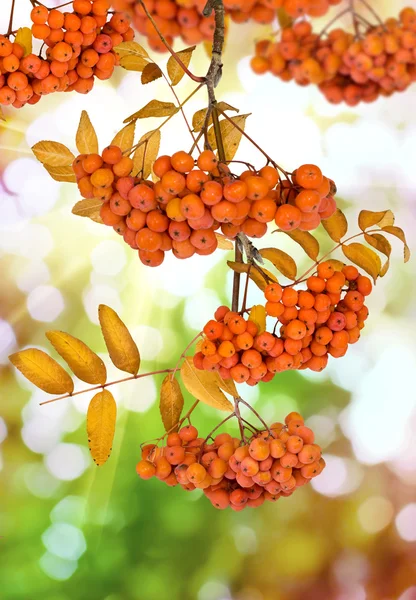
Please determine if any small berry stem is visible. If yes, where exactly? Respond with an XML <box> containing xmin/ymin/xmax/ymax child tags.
<box><xmin>128</xmin><ymin>84</ymin><xmax>203</xmax><ymax>155</ymax></box>
<box><xmin>200</xmin><ymin>411</ymin><xmax>236</xmax><ymax>447</ymax></box>
<box><xmin>138</xmin><ymin>0</ymin><xmax>205</xmax><ymax>84</ymax></box>
<box><xmin>237</xmin><ymin>396</ymin><xmax>271</xmax><ymax>433</ymax></box>
<box><xmin>7</xmin><ymin>0</ymin><xmax>16</xmax><ymax>36</ymax></box>
<box><xmin>39</xmin><ymin>368</ymin><xmax>175</xmax><ymax>406</ymax></box>
<box><xmin>234</xmin><ymin>399</ymin><xmax>247</xmax><ymax>443</ymax></box>
<box><xmin>170</xmin><ymin>331</ymin><xmax>203</xmax><ymax>380</ymax></box>
<box><xmin>317</xmin><ymin>8</ymin><xmax>351</xmax><ymax>39</ymax></box>
<box><xmin>356</xmin><ymin>0</ymin><xmax>386</xmax><ymax>28</ymax></box>
<box><xmin>158</xmin><ymin>68</ymin><xmax>201</xmax><ymax>151</ymax></box>
<box><xmin>215</xmin><ymin>105</ymin><xmax>290</xmax><ymax>179</ymax></box>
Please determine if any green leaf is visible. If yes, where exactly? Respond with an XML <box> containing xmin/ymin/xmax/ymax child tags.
<box><xmin>322</xmin><ymin>209</ymin><xmax>348</xmax><ymax>242</ymax></box>
<box><xmin>259</xmin><ymin>247</ymin><xmax>297</xmax><ymax>280</ymax></box>
<box><xmin>342</xmin><ymin>242</ymin><xmax>381</xmax><ymax>283</ymax></box>
<box><xmin>167</xmin><ymin>46</ymin><xmax>195</xmax><ymax>86</ymax></box>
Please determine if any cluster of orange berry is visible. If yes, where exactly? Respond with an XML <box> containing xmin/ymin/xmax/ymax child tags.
<box><xmin>111</xmin><ymin>0</ymin><xmax>287</xmax><ymax>52</ymax></box>
<box><xmin>274</xmin><ymin>0</ymin><xmax>341</xmax><ymax>19</ymax></box>
<box><xmin>251</xmin><ymin>7</ymin><xmax>416</xmax><ymax>105</ymax></box>
<box><xmin>0</xmin><ymin>1</ymin><xmax>133</xmax><ymax>108</ymax></box>
<box><xmin>136</xmin><ymin>413</ymin><xmax>325</xmax><ymax>510</ymax></box>
<box><xmin>73</xmin><ymin>145</ymin><xmax>337</xmax><ymax>266</ymax></box>
<box><xmin>194</xmin><ymin>262</ymin><xmax>371</xmax><ymax>383</ymax></box>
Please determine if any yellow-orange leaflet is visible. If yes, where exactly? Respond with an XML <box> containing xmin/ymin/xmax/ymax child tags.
<box><xmin>98</xmin><ymin>305</ymin><xmax>140</xmax><ymax>375</ymax></box>
<box><xmin>46</xmin><ymin>331</ymin><xmax>107</xmax><ymax>385</ymax></box>
<box><xmin>9</xmin><ymin>348</ymin><xmax>73</xmax><ymax>395</ymax></box>
<box><xmin>159</xmin><ymin>375</ymin><xmax>184</xmax><ymax>433</ymax></box>
<box><xmin>87</xmin><ymin>390</ymin><xmax>117</xmax><ymax>466</ymax></box>
<box><xmin>180</xmin><ymin>357</ymin><xmax>233</xmax><ymax>412</ymax></box>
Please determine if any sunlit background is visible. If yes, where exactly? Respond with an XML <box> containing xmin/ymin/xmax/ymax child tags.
<box><xmin>1</xmin><ymin>0</ymin><xmax>416</xmax><ymax>599</ymax></box>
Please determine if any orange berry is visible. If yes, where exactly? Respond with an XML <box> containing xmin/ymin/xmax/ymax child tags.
<box><xmin>197</xmin><ymin>149</ymin><xmax>218</xmax><ymax>172</ymax></box>
<box><xmin>136</xmin><ymin>459</ymin><xmax>156</xmax><ymax>479</ymax></box>
<box><xmin>171</xmin><ymin>150</ymin><xmax>194</xmax><ymax>173</ymax></box>
<box><xmin>296</xmin><ymin>164</ymin><xmax>323</xmax><ymax>189</ymax></box>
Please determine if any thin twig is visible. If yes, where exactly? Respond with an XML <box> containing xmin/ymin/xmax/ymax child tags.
<box><xmin>138</xmin><ymin>0</ymin><xmax>205</xmax><ymax>83</ymax></box>
<box><xmin>170</xmin><ymin>331</ymin><xmax>203</xmax><ymax>380</ymax></box>
<box><xmin>237</xmin><ymin>397</ymin><xmax>271</xmax><ymax>433</ymax></box>
<box><xmin>40</xmin><ymin>369</ymin><xmax>174</xmax><ymax>406</ymax></box>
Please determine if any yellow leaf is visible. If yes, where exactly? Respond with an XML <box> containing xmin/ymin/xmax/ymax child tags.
<box><xmin>76</xmin><ymin>110</ymin><xmax>98</xmax><ymax>155</ymax></box>
<box><xmin>324</xmin><ymin>259</ymin><xmax>345</xmax><ymax>271</ymax></box>
<box><xmin>322</xmin><ymin>209</ymin><xmax>348</xmax><ymax>242</ymax></box>
<box><xmin>259</xmin><ymin>247</ymin><xmax>297</xmax><ymax>280</ymax></box>
<box><xmin>366</xmin><ymin>234</ymin><xmax>391</xmax><ymax>278</ymax></box>
<box><xmin>358</xmin><ymin>209</ymin><xmax>395</xmax><ymax>231</ymax></box>
<box><xmin>133</xmin><ymin>129</ymin><xmax>161</xmax><ymax>178</ymax></box>
<box><xmin>381</xmin><ymin>226</ymin><xmax>411</xmax><ymax>263</ymax></box>
<box><xmin>279</xmin><ymin>229</ymin><xmax>320</xmax><ymax>261</ymax></box>
<box><xmin>364</xmin><ymin>233</ymin><xmax>392</xmax><ymax>258</ymax></box>
<box><xmin>159</xmin><ymin>375</ymin><xmax>184</xmax><ymax>433</ymax></box>
<box><xmin>114</xmin><ymin>41</ymin><xmax>149</xmax><ymax>59</ymax></box>
<box><xmin>72</xmin><ymin>198</ymin><xmax>103</xmax><ymax>223</ymax></box>
<box><xmin>342</xmin><ymin>243</ymin><xmax>381</xmax><ymax>283</ymax></box>
<box><xmin>119</xmin><ymin>55</ymin><xmax>149</xmax><ymax>71</ymax></box>
<box><xmin>167</xmin><ymin>46</ymin><xmax>195</xmax><ymax>86</ymax></box>
<box><xmin>87</xmin><ymin>390</ymin><xmax>116</xmax><ymax>466</ymax></box>
<box><xmin>141</xmin><ymin>62</ymin><xmax>163</xmax><ymax>84</ymax></box>
<box><xmin>216</xmin><ymin>374</ymin><xmax>238</xmax><ymax>398</ymax></box>
<box><xmin>135</xmin><ymin>100</ymin><xmax>179</xmax><ymax>119</ymax></box>
<box><xmin>208</xmin><ymin>114</ymin><xmax>250</xmax><ymax>162</ymax></box>
<box><xmin>192</xmin><ymin>102</ymin><xmax>238</xmax><ymax>132</ymax></box>
<box><xmin>180</xmin><ymin>357</ymin><xmax>233</xmax><ymax>412</ymax></box>
<box><xmin>227</xmin><ymin>261</ymin><xmax>278</xmax><ymax>291</ymax></box>
<box><xmin>0</xmin><ymin>107</ymin><xmax>5</xmax><ymax>122</ymax></box>
<box><xmin>9</xmin><ymin>348</ymin><xmax>73</xmax><ymax>395</ymax></box>
<box><xmin>215</xmin><ymin>233</ymin><xmax>234</xmax><ymax>250</ymax></box>
<box><xmin>277</xmin><ymin>7</ymin><xmax>293</xmax><ymax>28</ymax></box>
<box><xmin>249</xmin><ymin>305</ymin><xmax>266</xmax><ymax>335</ymax></box>
<box><xmin>111</xmin><ymin>122</ymin><xmax>135</xmax><ymax>153</ymax></box>
<box><xmin>32</xmin><ymin>140</ymin><xmax>75</xmax><ymax>167</ymax></box>
<box><xmin>15</xmin><ymin>27</ymin><xmax>32</xmax><ymax>56</ymax></box>
<box><xmin>98</xmin><ymin>304</ymin><xmax>140</xmax><ymax>375</ymax></box>
<box><xmin>45</xmin><ymin>331</ymin><xmax>107</xmax><ymax>385</ymax></box>
<box><xmin>43</xmin><ymin>164</ymin><xmax>77</xmax><ymax>183</ymax></box>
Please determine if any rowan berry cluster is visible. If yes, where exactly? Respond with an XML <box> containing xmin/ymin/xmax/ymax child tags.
<box><xmin>0</xmin><ymin>1</ymin><xmax>133</xmax><ymax>108</ymax></box>
<box><xmin>112</xmin><ymin>0</ymin><xmax>285</xmax><ymax>52</ymax></box>
<box><xmin>194</xmin><ymin>262</ymin><xmax>371</xmax><ymax>383</ymax></box>
<box><xmin>73</xmin><ymin>145</ymin><xmax>337</xmax><ymax>266</ymax></box>
<box><xmin>274</xmin><ymin>0</ymin><xmax>341</xmax><ymax>19</ymax></box>
<box><xmin>251</xmin><ymin>7</ymin><xmax>416</xmax><ymax>106</ymax></box>
<box><xmin>136</xmin><ymin>412</ymin><xmax>325</xmax><ymax>510</ymax></box>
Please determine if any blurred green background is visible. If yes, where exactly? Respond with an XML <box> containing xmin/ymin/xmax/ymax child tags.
<box><xmin>0</xmin><ymin>1</ymin><xmax>415</xmax><ymax>599</ymax></box>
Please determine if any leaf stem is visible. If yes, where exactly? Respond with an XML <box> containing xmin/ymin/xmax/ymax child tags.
<box><xmin>138</xmin><ymin>0</ymin><xmax>205</xmax><ymax>84</ymax></box>
<box><xmin>39</xmin><ymin>368</ymin><xmax>174</xmax><ymax>406</ymax></box>
<box><xmin>128</xmin><ymin>84</ymin><xmax>203</xmax><ymax>155</ymax></box>
<box><xmin>232</xmin><ymin>243</ymin><xmax>243</xmax><ymax>312</ymax></box>
<box><xmin>7</xmin><ymin>0</ymin><xmax>16</xmax><ymax>36</ymax></box>
<box><xmin>170</xmin><ymin>331</ymin><xmax>203</xmax><ymax>380</ymax></box>
<box><xmin>237</xmin><ymin>396</ymin><xmax>270</xmax><ymax>433</ymax></box>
